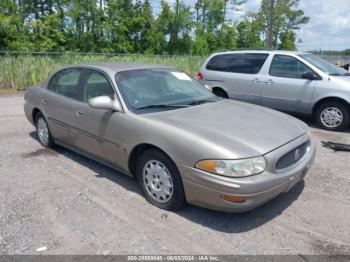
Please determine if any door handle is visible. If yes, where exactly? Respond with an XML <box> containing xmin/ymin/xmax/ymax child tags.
<box><xmin>266</xmin><ymin>79</ymin><xmax>274</xmax><ymax>85</ymax></box>
<box><xmin>252</xmin><ymin>78</ymin><xmax>261</xmax><ymax>83</ymax></box>
<box><xmin>41</xmin><ymin>99</ymin><xmax>48</xmax><ymax>104</ymax></box>
<box><xmin>75</xmin><ymin>111</ymin><xmax>84</xmax><ymax>117</ymax></box>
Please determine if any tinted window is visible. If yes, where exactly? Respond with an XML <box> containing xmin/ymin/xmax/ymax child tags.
<box><xmin>269</xmin><ymin>55</ymin><xmax>313</xmax><ymax>79</ymax></box>
<box><xmin>81</xmin><ymin>70</ymin><xmax>115</xmax><ymax>102</ymax></box>
<box><xmin>48</xmin><ymin>69</ymin><xmax>81</xmax><ymax>99</ymax></box>
<box><xmin>206</xmin><ymin>53</ymin><xmax>269</xmax><ymax>74</ymax></box>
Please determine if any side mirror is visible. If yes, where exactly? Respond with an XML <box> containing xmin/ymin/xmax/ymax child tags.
<box><xmin>88</xmin><ymin>96</ymin><xmax>122</xmax><ymax>112</ymax></box>
<box><xmin>301</xmin><ymin>72</ymin><xmax>322</xmax><ymax>81</ymax></box>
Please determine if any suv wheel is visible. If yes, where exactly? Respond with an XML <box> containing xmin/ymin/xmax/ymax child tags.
<box><xmin>315</xmin><ymin>101</ymin><xmax>349</xmax><ymax>131</ymax></box>
<box><xmin>136</xmin><ymin>149</ymin><xmax>186</xmax><ymax>210</ymax></box>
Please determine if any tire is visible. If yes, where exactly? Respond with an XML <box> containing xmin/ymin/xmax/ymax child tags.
<box><xmin>213</xmin><ymin>88</ymin><xmax>228</xmax><ymax>98</ymax></box>
<box><xmin>35</xmin><ymin>112</ymin><xmax>55</xmax><ymax>148</ymax></box>
<box><xmin>136</xmin><ymin>149</ymin><xmax>186</xmax><ymax>210</ymax></box>
<box><xmin>315</xmin><ymin>101</ymin><xmax>350</xmax><ymax>131</ymax></box>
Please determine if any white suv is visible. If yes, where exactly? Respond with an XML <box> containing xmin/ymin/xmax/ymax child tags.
<box><xmin>198</xmin><ymin>50</ymin><xmax>350</xmax><ymax>131</ymax></box>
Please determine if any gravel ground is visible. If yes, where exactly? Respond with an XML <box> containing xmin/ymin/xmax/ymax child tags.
<box><xmin>0</xmin><ymin>95</ymin><xmax>350</xmax><ymax>255</ymax></box>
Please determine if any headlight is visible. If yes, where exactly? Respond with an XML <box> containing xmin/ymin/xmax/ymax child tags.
<box><xmin>195</xmin><ymin>157</ymin><xmax>266</xmax><ymax>177</ymax></box>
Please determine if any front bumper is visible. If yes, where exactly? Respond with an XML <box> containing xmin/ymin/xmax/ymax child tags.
<box><xmin>179</xmin><ymin>134</ymin><xmax>316</xmax><ymax>213</ymax></box>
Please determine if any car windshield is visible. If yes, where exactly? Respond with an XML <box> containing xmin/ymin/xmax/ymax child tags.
<box><xmin>299</xmin><ymin>54</ymin><xmax>350</xmax><ymax>76</ymax></box>
<box><xmin>115</xmin><ymin>68</ymin><xmax>218</xmax><ymax>112</ymax></box>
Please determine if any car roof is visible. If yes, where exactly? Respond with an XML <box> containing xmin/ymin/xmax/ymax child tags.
<box><xmin>64</xmin><ymin>62</ymin><xmax>175</xmax><ymax>73</ymax></box>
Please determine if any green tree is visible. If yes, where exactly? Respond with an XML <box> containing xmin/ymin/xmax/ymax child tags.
<box><xmin>278</xmin><ymin>31</ymin><xmax>296</xmax><ymax>50</ymax></box>
<box><xmin>192</xmin><ymin>0</ymin><xmax>245</xmax><ymax>53</ymax></box>
<box><xmin>256</xmin><ymin>0</ymin><xmax>309</xmax><ymax>49</ymax></box>
<box><xmin>138</xmin><ymin>0</ymin><xmax>167</xmax><ymax>54</ymax></box>
<box><xmin>237</xmin><ymin>18</ymin><xmax>264</xmax><ymax>48</ymax></box>
<box><xmin>104</xmin><ymin>0</ymin><xmax>143</xmax><ymax>53</ymax></box>
<box><xmin>29</xmin><ymin>13</ymin><xmax>66</xmax><ymax>51</ymax></box>
<box><xmin>157</xmin><ymin>0</ymin><xmax>193</xmax><ymax>54</ymax></box>
<box><xmin>0</xmin><ymin>0</ymin><xmax>311</xmax><ymax>54</ymax></box>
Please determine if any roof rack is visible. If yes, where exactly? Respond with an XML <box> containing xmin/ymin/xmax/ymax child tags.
<box><xmin>219</xmin><ymin>48</ymin><xmax>275</xmax><ymax>52</ymax></box>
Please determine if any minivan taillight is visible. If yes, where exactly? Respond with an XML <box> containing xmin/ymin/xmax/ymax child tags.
<box><xmin>197</xmin><ymin>72</ymin><xmax>203</xmax><ymax>80</ymax></box>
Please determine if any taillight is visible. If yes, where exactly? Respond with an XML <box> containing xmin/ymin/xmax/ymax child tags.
<box><xmin>197</xmin><ymin>71</ymin><xmax>203</xmax><ymax>80</ymax></box>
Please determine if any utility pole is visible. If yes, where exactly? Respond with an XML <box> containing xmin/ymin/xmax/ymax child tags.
<box><xmin>267</xmin><ymin>0</ymin><xmax>275</xmax><ymax>49</ymax></box>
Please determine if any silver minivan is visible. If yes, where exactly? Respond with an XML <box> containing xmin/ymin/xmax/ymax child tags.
<box><xmin>198</xmin><ymin>50</ymin><xmax>350</xmax><ymax>131</ymax></box>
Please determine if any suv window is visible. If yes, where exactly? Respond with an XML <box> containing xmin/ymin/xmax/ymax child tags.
<box><xmin>269</xmin><ymin>55</ymin><xmax>313</xmax><ymax>79</ymax></box>
<box><xmin>81</xmin><ymin>70</ymin><xmax>115</xmax><ymax>102</ymax></box>
<box><xmin>48</xmin><ymin>69</ymin><xmax>81</xmax><ymax>99</ymax></box>
<box><xmin>206</xmin><ymin>53</ymin><xmax>269</xmax><ymax>74</ymax></box>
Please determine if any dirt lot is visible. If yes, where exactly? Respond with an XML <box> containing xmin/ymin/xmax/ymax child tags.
<box><xmin>0</xmin><ymin>95</ymin><xmax>350</xmax><ymax>255</ymax></box>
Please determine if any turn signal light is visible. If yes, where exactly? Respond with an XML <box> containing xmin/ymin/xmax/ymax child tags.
<box><xmin>196</xmin><ymin>160</ymin><xmax>217</xmax><ymax>173</ymax></box>
<box><xmin>220</xmin><ymin>194</ymin><xmax>246</xmax><ymax>203</ymax></box>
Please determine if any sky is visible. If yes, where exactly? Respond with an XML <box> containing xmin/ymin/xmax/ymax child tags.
<box><xmin>153</xmin><ymin>0</ymin><xmax>350</xmax><ymax>51</ymax></box>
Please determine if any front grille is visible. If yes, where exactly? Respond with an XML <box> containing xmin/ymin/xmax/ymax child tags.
<box><xmin>276</xmin><ymin>142</ymin><xmax>310</xmax><ymax>170</ymax></box>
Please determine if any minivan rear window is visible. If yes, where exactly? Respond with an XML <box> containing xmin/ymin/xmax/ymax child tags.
<box><xmin>206</xmin><ymin>53</ymin><xmax>269</xmax><ymax>74</ymax></box>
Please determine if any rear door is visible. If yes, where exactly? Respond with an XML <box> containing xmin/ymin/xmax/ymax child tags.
<box><xmin>261</xmin><ymin>54</ymin><xmax>316</xmax><ymax>113</ymax></box>
<box><xmin>41</xmin><ymin>68</ymin><xmax>81</xmax><ymax>144</ymax></box>
<box><xmin>204</xmin><ymin>53</ymin><xmax>269</xmax><ymax>105</ymax></box>
<box><xmin>72</xmin><ymin>69</ymin><xmax>125</xmax><ymax>166</ymax></box>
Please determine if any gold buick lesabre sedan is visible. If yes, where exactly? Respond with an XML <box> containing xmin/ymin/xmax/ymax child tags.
<box><xmin>24</xmin><ymin>63</ymin><xmax>316</xmax><ymax>212</ymax></box>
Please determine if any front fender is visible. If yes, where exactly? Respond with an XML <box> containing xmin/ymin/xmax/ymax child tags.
<box><xmin>311</xmin><ymin>93</ymin><xmax>350</xmax><ymax>114</ymax></box>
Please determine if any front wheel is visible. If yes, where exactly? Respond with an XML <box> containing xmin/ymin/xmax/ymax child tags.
<box><xmin>315</xmin><ymin>102</ymin><xmax>349</xmax><ymax>131</ymax></box>
<box><xmin>136</xmin><ymin>149</ymin><xmax>186</xmax><ymax>210</ymax></box>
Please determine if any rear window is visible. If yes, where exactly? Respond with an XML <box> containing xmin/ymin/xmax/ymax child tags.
<box><xmin>206</xmin><ymin>53</ymin><xmax>269</xmax><ymax>74</ymax></box>
<box><xmin>48</xmin><ymin>69</ymin><xmax>81</xmax><ymax>99</ymax></box>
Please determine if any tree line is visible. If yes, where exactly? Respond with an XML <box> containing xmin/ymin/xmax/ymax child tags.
<box><xmin>0</xmin><ymin>0</ymin><xmax>310</xmax><ymax>55</ymax></box>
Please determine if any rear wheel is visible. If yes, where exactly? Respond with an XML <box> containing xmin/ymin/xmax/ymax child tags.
<box><xmin>213</xmin><ymin>88</ymin><xmax>228</xmax><ymax>98</ymax></box>
<box><xmin>315</xmin><ymin>101</ymin><xmax>349</xmax><ymax>131</ymax></box>
<box><xmin>35</xmin><ymin>112</ymin><xmax>55</xmax><ymax>148</ymax></box>
<box><xmin>136</xmin><ymin>149</ymin><xmax>186</xmax><ymax>210</ymax></box>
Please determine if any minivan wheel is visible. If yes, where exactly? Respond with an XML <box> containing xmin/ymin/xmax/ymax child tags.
<box><xmin>35</xmin><ymin>112</ymin><xmax>55</xmax><ymax>148</ymax></box>
<box><xmin>213</xmin><ymin>88</ymin><xmax>228</xmax><ymax>98</ymax></box>
<box><xmin>136</xmin><ymin>149</ymin><xmax>186</xmax><ymax>210</ymax></box>
<box><xmin>315</xmin><ymin>102</ymin><xmax>349</xmax><ymax>131</ymax></box>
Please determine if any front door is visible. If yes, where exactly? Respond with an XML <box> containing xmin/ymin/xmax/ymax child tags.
<box><xmin>261</xmin><ymin>54</ymin><xmax>316</xmax><ymax>113</ymax></box>
<box><xmin>71</xmin><ymin>69</ymin><xmax>126</xmax><ymax>167</ymax></box>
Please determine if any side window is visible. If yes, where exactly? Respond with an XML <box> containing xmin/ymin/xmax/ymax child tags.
<box><xmin>206</xmin><ymin>53</ymin><xmax>269</xmax><ymax>74</ymax></box>
<box><xmin>269</xmin><ymin>55</ymin><xmax>313</xmax><ymax>79</ymax></box>
<box><xmin>48</xmin><ymin>69</ymin><xmax>81</xmax><ymax>99</ymax></box>
<box><xmin>206</xmin><ymin>55</ymin><xmax>230</xmax><ymax>72</ymax></box>
<box><xmin>82</xmin><ymin>70</ymin><xmax>115</xmax><ymax>102</ymax></box>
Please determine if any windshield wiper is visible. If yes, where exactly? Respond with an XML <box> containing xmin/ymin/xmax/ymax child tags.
<box><xmin>135</xmin><ymin>104</ymin><xmax>189</xmax><ymax>110</ymax></box>
<box><xmin>187</xmin><ymin>99</ymin><xmax>217</xmax><ymax>106</ymax></box>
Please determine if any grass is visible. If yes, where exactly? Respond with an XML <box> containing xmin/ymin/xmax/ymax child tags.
<box><xmin>0</xmin><ymin>54</ymin><xmax>206</xmax><ymax>91</ymax></box>
<box><xmin>0</xmin><ymin>88</ymin><xmax>24</xmax><ymax>96</ymax></box>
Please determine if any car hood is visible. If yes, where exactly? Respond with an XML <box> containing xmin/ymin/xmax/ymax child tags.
<box><xmin>331</xmin><ymin>76</ymin><xmax>350</xmax><ymax>86</ymax></box>
<box><xmin>143</xmin><ymin>100</ymin><xmax>308</xmax><ymax>158</ymax></box>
